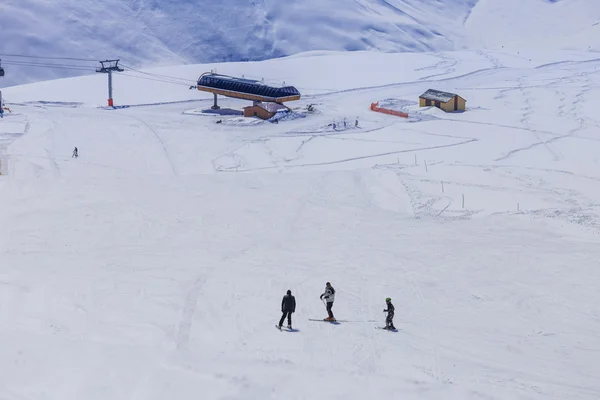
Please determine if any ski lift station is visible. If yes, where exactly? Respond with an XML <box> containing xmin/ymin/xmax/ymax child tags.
<box><xmin>196</xmin><ymin>72</ymin><xmax>301</xmax><ymax>118</ymax></box>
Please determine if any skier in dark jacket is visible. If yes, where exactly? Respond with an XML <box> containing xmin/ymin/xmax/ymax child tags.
<box><xmin>278</xmin><ymin>290</ymin><xmax>296</xmax><ymax>329</ymax></box>
<box><xmin>383</xmin><ymin>298</ymin><xmax>396</xmax><ymax>330</ymax></box>
<box><xmin>320</xmin><ymin>282</ymin><xmax>336</xmax><ymax>321</ymax></box>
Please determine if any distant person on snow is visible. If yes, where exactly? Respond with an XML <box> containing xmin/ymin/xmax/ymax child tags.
<box><xmin>278</xmin><ymin>290</ymin><xmax>296</xmax><ymax>330</ymax></box>
<box><xmin>320</xmin><ymin>282</ymin><xmax>336</xmax><ymax>321</ymax></box>
<box><xmin>72</xmin><ymin>147</ymin><xmax>78</xmax><ymax>158</ymax></box>
<box><xmin>383</xmin><ymin>298</ymin><xmax>396</xmax><ymax>330</ymax></box>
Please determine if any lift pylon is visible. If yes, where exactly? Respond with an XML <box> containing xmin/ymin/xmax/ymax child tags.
<box><xmin>96</xmin><ymin>60</ymin><xmax>124</xmax><ymax>107</ymax></box>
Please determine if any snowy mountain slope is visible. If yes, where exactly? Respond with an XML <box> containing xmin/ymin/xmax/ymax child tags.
<box><xmin>1</xmin><ymin>49</ymin><xmax>600</xmax><ymax>399</ymax></box>
<box><xmin>464</xmin><ymin>0</ymin><xmax>600</xmax><ymax>51</ymax></box>
<box><xmin>0</xmin><ymin>0</ymin><xmax>187</xmax><ymax>83</ymax></box>
<box><xmin>2</xmin><ymin>0</ymin><xmax>600</xmax><ymax>86</ymax></box>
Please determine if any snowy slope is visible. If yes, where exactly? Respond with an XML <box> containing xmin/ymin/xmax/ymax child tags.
<box><xmin>464</xmin><ymin>0</ymin><xmax>600</xmax><ymax>51</ymax></box>
<box><xmin>1</xmin><ymin>49</ymin><xmax>600</xmax><ymax>399</ymax></box>
<box><xmin>2</xmin><ymin>0</ymin><xmax>600</xmax><ymax>86</ymax></box>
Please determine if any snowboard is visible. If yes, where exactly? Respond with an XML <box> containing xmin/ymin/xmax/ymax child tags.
<box><xmin>375</xmin><ymin>326</ymin><xmax>398</xmax><ymax>332</ymax></box>
<box><xmin>275</xmin><ymin>325</ymin><xmax>298</xmax><ymax>332</ymax></box>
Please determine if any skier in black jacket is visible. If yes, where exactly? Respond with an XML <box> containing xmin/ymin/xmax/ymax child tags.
<box><xmin>383</xmin><ymin>297</ymin><xmax>396</xmax><ymax>330</ymax></box>
<box><xmin>278</xmin><ymin>290</ymin><xmax>296</xmax><ymax>329</ymax></box>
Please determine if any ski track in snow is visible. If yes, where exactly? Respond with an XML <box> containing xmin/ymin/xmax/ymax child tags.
<box><xmin>118</xmin><ymin>114</ymin><xmax>179</xmax><ymax>176</ymax></box>
<box><xmin>176</xmin><ymin>274</ymin><xmax>207</xmax><ymax>351</ymax></box>
<box><xmin>417</xmin><ymin>53</ymin><xmax>459</xmax><ymax>80</ymax></box>
<box><xmin>495</xmin><ymin>70</ymin><xmax>598</xmax><ymax>162</ymax></box>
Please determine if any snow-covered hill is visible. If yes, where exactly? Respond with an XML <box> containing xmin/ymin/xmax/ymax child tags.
<box><xmin>1</xmin><ymin>48</ymin><xmax>600</xmax><ymax>399</ymax></box>
<box><xmin>1</xmin><ymin>0</ymin><xmax>599</xmax><ymax>86</ymax></box>
<box><xmin>2</xmin><ymin>1</ymin><xmax>600</xmax><ymax>398</ymax></box>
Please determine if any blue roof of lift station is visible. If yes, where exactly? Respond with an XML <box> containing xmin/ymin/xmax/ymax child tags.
<box><xmin>197</xmin><ymin>74</ymin><xmax>301</xmax><ymax>99</ymax></box>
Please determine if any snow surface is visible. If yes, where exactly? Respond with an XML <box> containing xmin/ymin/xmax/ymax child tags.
<box><xmin>1</xmin><ymin>49</ymin><xmax>600</xmax><ymax>399</ymax></box>
<box><xmin>1</xmin><ymin>0</ymin><xmax>600</xmax><ymax>86</ymax></box>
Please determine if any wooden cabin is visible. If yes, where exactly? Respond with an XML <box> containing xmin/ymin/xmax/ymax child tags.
<box><xmin>419</xmin><ymin>89</ymin><xmax>466</xmax><ymax>112</ymax></box>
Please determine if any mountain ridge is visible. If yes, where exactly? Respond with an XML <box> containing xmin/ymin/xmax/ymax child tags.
<box><xmin>0</xmin><ymin>0</ymin><xmax>598</xmax><ymax>86</ymax></box>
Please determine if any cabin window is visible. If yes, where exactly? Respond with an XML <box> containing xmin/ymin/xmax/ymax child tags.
<box><xmin>425</xmin><ymin>99</ymin><xmax>431</xmax><ymax>106</ymax></box>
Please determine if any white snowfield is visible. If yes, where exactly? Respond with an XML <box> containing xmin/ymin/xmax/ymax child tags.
<box><xmin>1</xmin><ymin>49</ymin><xmax>600</xmax><ymax>399</ymax></box>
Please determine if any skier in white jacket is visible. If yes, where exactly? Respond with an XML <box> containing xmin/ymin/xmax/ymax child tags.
<box><xmin>320</xmin><ymin>282</ymin><xmax>336</xmax><ymax>321</ymax></box>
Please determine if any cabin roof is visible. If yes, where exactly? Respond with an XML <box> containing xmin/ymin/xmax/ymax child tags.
<box><xmin>419</xmin><ymin>89</ymin><xmax>459</xmax><ymax>103</ymax></box>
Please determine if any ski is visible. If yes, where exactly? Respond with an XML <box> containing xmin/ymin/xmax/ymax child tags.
<box><xmin>308</xmin><ymin>318</ymin><xmax>346</xmax><ymax>322</ymax></box>
<box><xmin>308</xmin><ymin>319</ymin><xmax>376</xmax><ymax>323</ymax></box>
<box><xmin>347</xmin><ymin>320</ymin><xmax>378</xmax><ymax>323</ymax></box>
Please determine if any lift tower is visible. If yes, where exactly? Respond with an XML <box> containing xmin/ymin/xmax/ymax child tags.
<box><xmin>96</xmin><ymin>60</ymin><xmax>123</xmax><ymax>107</ymax></box>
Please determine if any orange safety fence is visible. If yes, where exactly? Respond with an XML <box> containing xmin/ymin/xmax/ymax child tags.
<box><xmin>370</xmin><ymin>102</ymin><xmax>408</xmax><ymax>118</ymax></box>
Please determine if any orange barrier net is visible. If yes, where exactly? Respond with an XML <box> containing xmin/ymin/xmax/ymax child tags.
<box><xmin>370</xmin><ymin>102</ymin><xmax>408</xmax><ymax>118</ymax></box>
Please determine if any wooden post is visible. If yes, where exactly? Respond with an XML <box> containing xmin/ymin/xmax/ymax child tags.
<box><xmin>425</xmin><ymin>160</ymin><xmax>428</xmax><ymax>172</ymax></box>
<box><xmin>462</xmin><ymin>194</ymin><xmax>465</xmax><ymax>208</ymax></box>
<box><xmin>441</xmin><ymin>181</ymin><xmax>444</xmax><ymax>193</ymax></box>
<box><xmin>414</xmin><ymin>154</ymin><xmax>417</xmax><ymax>166</ymax></box>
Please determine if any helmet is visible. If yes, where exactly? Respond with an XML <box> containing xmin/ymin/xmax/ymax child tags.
<box><xmin>385</xmin><ymin>297</ymin><xmax>391</xmax><ymax>302</ymax></box>
<box><xmin>287</xmin><ymin>290</ymin><xmax>292</xmax><ymax>295</ymax></box>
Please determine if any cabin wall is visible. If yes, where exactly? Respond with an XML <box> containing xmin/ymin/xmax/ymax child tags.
<box><xmin>440</xmin><ymin>100</ymin><xmax>454</xmax><ymax>112</ymax></box>
<box><xmin>243</xmin><ymin>106</ymin><xmax>274</xmax><ymax>120</ymax></box>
